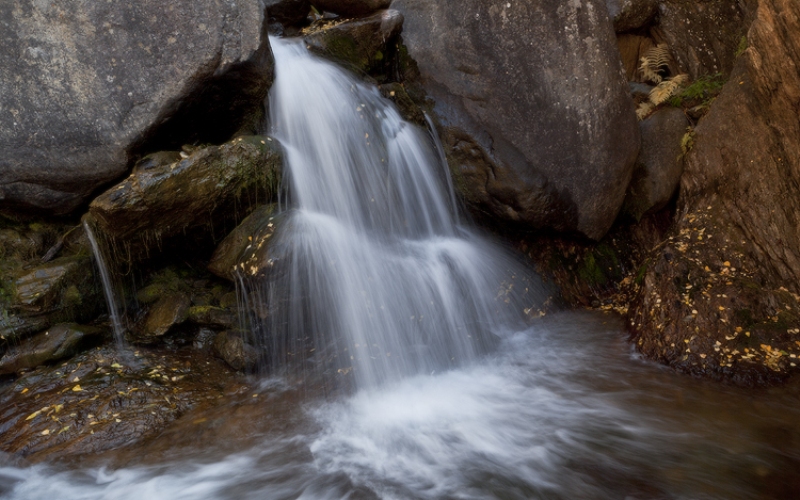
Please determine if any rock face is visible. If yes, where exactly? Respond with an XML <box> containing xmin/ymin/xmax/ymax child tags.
<box><xmin>304</xmin><ymin>9</ymin><xmax>403</xmax><ymax>78</ymax></box>
<box><xmin>89</xmin><ymin>136</ymin><xmax>282</xmax><ymax>244</ymax></box>
<box><xmin>0</xmin><ymin>0</ymin><xmax>273</xmax><ymax>215</ymax></box>
<box><xmin>310</xmin><ymin>0</ymin><xmax>390</xmax><ymax>17</ymax></box>
<box><xmin>630</xmin><ymin>0</ymin><xmax>800</xmax><ymax>384</ymax></box>
<box><xmin>657</xmin><ymin>0</ymin><xmax>748</xmax><ymax>79</ymax></box>
<box><xmin>393</xmin><ymin>0</ymin><xmax>640</xmax><ymax>240</ymax></box>
<box><xmin>623</xmin><ymin>107</ymin><xmax>688</xmax><ymax>221</ymax></box>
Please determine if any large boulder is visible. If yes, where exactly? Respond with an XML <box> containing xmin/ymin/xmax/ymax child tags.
<box><xmin>0</xmin><ymin>0</ymin><xmax>273</xmax><ymax>216</ymax></box>
<box><xmin>392</xmin><ymin>0</ymin><xmax>640</xmax><ymax>240</ymax></box>
<box><xmin>629</xmin><ymin>0</ymin><xmax>800</xmax><ymax>384</ymax></box>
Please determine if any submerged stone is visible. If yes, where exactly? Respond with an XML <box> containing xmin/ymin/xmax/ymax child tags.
<box><xmin>0</xmin><ymin>323</ymin><xmax>104</xmax><ymax>375</ymax></box>
<box><xmin>89</xmin><ymin>136</ymin><xmax>282</xmax><ymax>245</ymax></box>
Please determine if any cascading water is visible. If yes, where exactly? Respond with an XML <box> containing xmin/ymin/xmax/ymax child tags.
<box><xmin>237</xmin><ymin>37</ymin><xmax>540</xmax><ymax>388</ymax></box>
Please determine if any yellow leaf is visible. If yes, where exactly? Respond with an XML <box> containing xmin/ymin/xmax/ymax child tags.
<box><xmin>20</xmin><ymin>388</ymin><xmax>28</xmax><ymax>394</ymax></box>
<box><xmin>41</xmin><ymin>429</ymin><xmax>50</xmax><ymax>436</ymax></box>
<box><xmin>25</xmin><ymin>410</ymin><xmax>43</xmax><ymax>421</ymax></box>
<box><xmin>72</xmin><ymin>385</ymin><xmax>82</xmax><ymax>392</ymax></box>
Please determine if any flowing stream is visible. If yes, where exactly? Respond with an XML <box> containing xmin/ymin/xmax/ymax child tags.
<box><xmin>1</xmin><ymin>39</ymin><xmax>799</xmax><ymax>499</ymax></box>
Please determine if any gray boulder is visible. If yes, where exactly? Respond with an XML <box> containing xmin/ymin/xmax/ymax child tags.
<box><xmin>0</xmin><ymin>0</ymin><xmax>273</xmax><ymax>215</ymax></box>
<box><xmin>623</xmin><ymin>107</ymin><xmax>688</xmax><ymax>220</ymax></box>
<box><xmin>392</xmin><ymin>0</ymin><xmax>640</xmax><ymax>240</ymax></box>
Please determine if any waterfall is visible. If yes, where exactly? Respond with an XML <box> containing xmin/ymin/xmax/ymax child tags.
<box><xmin>83</xmin><ymin>221</ymin><xmax>126</xmax><ymax>347</ymax></box>
<box><xmin>238</xmin><ymin>37</ymin><xmax>541</xmax><ymax>388</ymax></box>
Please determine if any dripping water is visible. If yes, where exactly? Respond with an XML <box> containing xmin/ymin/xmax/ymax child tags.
<box><xmin>83</xmin><ymin>221</ymin><xmax>126</xmax><ymax>347</ymax></box>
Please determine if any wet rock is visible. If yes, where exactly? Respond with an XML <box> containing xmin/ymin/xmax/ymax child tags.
<box><xmin>304</xmin><ymin>9</ymin><xmax>403</xmax><ymax>78</ymax></box>
<box><xmin>0</xmin><ymin>324</ymin><xmax>104</xmax><ymax>375</ymax></box>
<box><xmin>0</xmin><ymin>314</ymin><xmax>50</xmax><ymax>344</ymax></box>
<box><xmin>310</xmin><ymin>0</ymin><xmax>391</xmax><ymax>17</ymax></box>
<box><xmin>214</xmin><ymin>331</ymin><xmax>258</xmax><ymax>371</ymax></box>
<box><xmin>379</xmin><ymin>83</ymin><xmax>426</xmax><ymax>126</ymax></box>
<box><xmin>657</xmin><ymin>0</ymin><xmax>748</xmax><ymax>79</ymax></box>
<box><xmin>623</xmin><ymin>108</ymin><xmax>688</xmax><ymax>221</ymax></box>
<box><xmin>89</xmin><ymin>136</ymin><xmax>282</xmax><ymax>244</ymax></box>
<box><xmin>208</xmin><ymin>204</ymin><xmax>278</xmax><ymax>280</ymax></box>
<box><xmin>187</xmin><ymin>306</ymin><xmax>237</xmax><ymax>330</ymax></box>
<box><xmin>0</xmin><ymin>0</ymin><xmax>273</xmax><ymax>216</ymax></box>
<box><xmin>136</xmin><ymin>293</ymin><xmax>191</xmax><ymax>340</ymax></box>
<box><xmin>0</xmin><ymin>345</ymin><xmax>240</xmax><ymax>462</ymax></box>
<box><xmin>14</xmin><ymin>257</ymin><xmax>85</xmax><ymax>312</ymax></box>
<box><xmin>605</xmin><ymin>0</ymin><xmax>658</xmax><ymax>32</ymax></box>
<box><xmin>392</xmin><ymin>0</ymin><xmax>639</xmax><ymax>240</ymax></box>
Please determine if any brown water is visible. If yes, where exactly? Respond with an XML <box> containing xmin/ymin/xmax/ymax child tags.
<box><xmin>1</xmin><ymin>311</ymin><xmax>799</xmax><ymax>499</ymax></box>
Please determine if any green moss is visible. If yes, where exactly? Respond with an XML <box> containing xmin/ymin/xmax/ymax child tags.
<box><xmin>62</xmin><ymin>285</ymin><xmax>82</xmax><ymax>308</ymax></box>
<box><xmin>735</xmin><ymin>36</ymin><xmax>748</xmax><ymax>57</ymax></box>
<box><xmin>635</xmin><ymin>263</ymin><xmax>648</xmax><ymax>286</ymax></box>
<box><xmin>669</xmin><ymin>73</ymin><xmax>726</xmax><ymax>109</ymax></box>
<box><xmin>734</xmin><ymin>308</ymin><xmax>756</xmax><ymax>328</ymax></box>
<box><xmin>578</xmin><ymin>253</ymin><xmax>607</xmax><ymax>287</ymax></box>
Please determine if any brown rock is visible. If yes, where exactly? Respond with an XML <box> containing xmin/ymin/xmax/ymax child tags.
<box><xmin>214</xmin><ymin>331</ymin><xmax>258</xmax><ymax>371</ymax></box>
<box><xmin>208</xmin><ymin>204</ymin><xmax>278</xmax><ymax>280</ymax></box>
<box><xmin>629</xmin><ymin>0</ymin><xmax>800</xmax><ymax>384</ymax></box>
<box><xmin>139</xmin><ymin>293</ymin><xmax>191</xmax><ymax>339</ymax></box>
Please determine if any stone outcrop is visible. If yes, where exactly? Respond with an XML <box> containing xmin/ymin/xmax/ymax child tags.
<box><xmin>0</xmin><ymin>0</ymin><xmax>273</xmax><ymax>215</ymax></box>
<box><xmin>629</xmin><ymin>0</ymin><xmax>800</xmax><ymax>384</ymax></box>
<box><xmin>89</xmin><ymin>136</ymin><xmax>282</xmax><ymax>244</ymax></box>
<box><xmin>392</xmin><ymin>0</ymin><xmax>640</xmax><ymax>240</ymax></box>
<box><xmin>304</xmin><ymin>9</ymin><xmax>403</xmax><ymax>78</ymax></box>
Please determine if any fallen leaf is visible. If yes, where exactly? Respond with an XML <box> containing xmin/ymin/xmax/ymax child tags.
<box><xmin>72</xmin><ymin>385</ymin><xmax>82</xmax><ymax>392</ymax></box>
